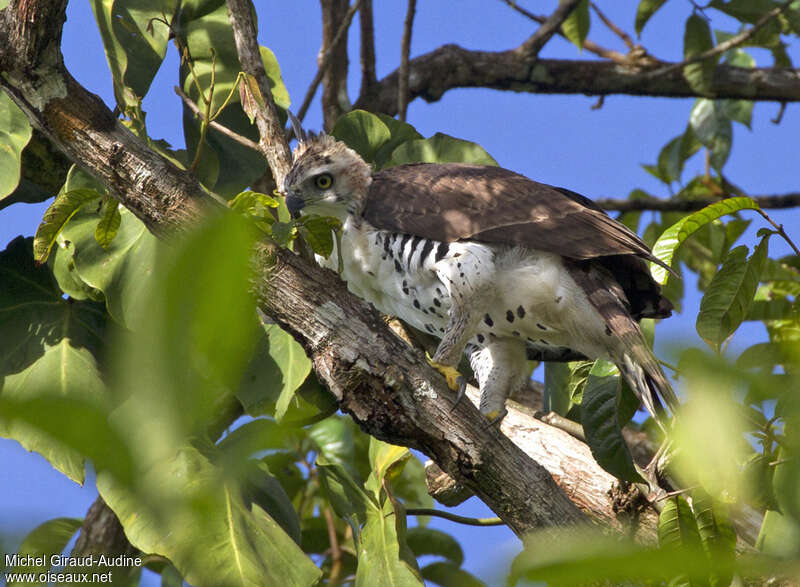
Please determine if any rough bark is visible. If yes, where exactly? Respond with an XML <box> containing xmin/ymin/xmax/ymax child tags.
<box><xmin>320</xmin><ymin>0</ymin><xmax>351</xmax><ymax>130</ymax></box>
<box><xmin>355</xmin><ymin>46</ymin><xmax>800</xmax><ymax>116</ymax></box>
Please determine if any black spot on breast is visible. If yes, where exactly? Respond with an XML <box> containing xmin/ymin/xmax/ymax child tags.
<box><xmin>517</xmin><ymin>305</ymin><xmax>525</xmax><ymax>318</ymax></box>
<box><xmin>459</xmin><ymin>273</ymin><xmax>464</xmax><ymax>278</ymax></box>
<box><xmin>367</xmin><ymin>271</ymin><xmax>375</xmax><ymax>277</ymax></box>
<box><xmin>605</xmin><ymin>325</ymin><xmax>612</xmax><ymax>336</ymax></box>
<box><xmin>429</xmin><ymin>306</ymin><xmax>436</xmax><ymax>313</ymax></box>
<box><xmin>400</xmin><ymin>234</ymin><xmax>411</xmax><ymax>253</ymax></box>
<box><xmin>477</xmin><ymin>334</ymin><xmax>485</xmax><ymax>343</ymax></box>
<box><xmin>413</xmin><ymin>299</ymin><xmax>421</xmax><ymax>309</ymax></box>
<box><xmin>425</xmin><ymin>323</ymin><xmax>434</xmax><ymax>333</ymax></box>
<box><xmin>420</xmin><ymin>239</ymin><xmax>434</xmax><ymax>265</ymax></box>
<box><xmin>457</xmin><ymin>262</ymin><xmax>462</xmax><ymax>268</ymax></box>
<box><xmin>539</xmin><ymin>339</ymin><xmax>549</xmax><ymax>345</ymax></box>
<box><xmin>537</xmin><ymin>323</ymin><xmax>547</xmax><ymax>330</ymax></box>
<box><xmin>402</xmin><ymin>286</ymin><xmax>409</xmax><ymax>295</ymax></box>
<box><xmin>436</xmin><ymin>287</ymin><xmax>443</xmax><ymax>296</ymax></box>
<box><xmin>512</xmin><ymin>331</ymin><xmax>520</xmax><ymax>337</ymax></box>
<box><xmin>394</xmin><ymin>259</ymin><xmax>402</xmax><ymax>273</ymax></box>
<box><xmin>506</xmin><ymin>310</ymin><xmax>514</xmax><ymax>323</ymax></box>
<box><xmin>433</xmin><ymin>298</ymin><xmax>441</xmax><ymax>307</ymax></box>
<box><xmin>555</xmin><ymin>296</ymin><xmax>563</xmax><ymax>303</ymax></box>
<box><xmin>435</xmin><ymin>243</ymin><xmax>449</xmax><ymax>262</ymax></box>
<box><xmin>484</xmin><ymin>314</ymin><xmax>494</xmax><ymax>327</ymax></box>
<box><xmin>383</xmin><ymin>235</ymin><xmax>391</xmax><ymax>253</ymax></box>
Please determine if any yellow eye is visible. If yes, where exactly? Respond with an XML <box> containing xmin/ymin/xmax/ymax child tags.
<box><xmin>314</xmin><ymin>173</ymin><xmax>333</xmax><ymax>189</ymax></box>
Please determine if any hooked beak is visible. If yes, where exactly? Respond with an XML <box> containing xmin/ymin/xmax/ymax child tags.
<box><xmin>285</xmin><ymin>194</ymin><xmax>305</xmax><ymax>218</ymax></box>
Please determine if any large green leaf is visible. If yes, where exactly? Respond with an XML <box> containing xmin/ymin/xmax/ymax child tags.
<box><xmin>421</xmin><ymin>561</ymin><xmax>485</xmax><ymax>587</ymax></box>
<box><xmin>0</xmin><ymin>89</ymin><xmax>33</xmax><ymax>201</ymax></box>
<box><xmin>651</xmin><ymin>197</ymin><xmax>760</xmax><ymax>284</ymax></box>
<box><xmin>689</xmin><ymin>99</ymin><xmax>733</xmax><ymax>172</ymax></box>
<box><xmin>562</xmin><ymin>0</ymin><xmax>590</xmax><ymax>50</ymax></box>
<box><xmin>240</xmin><ymin>460</ymin><xmax>302</xmax><ymax>545</ymax></box>
<box><xmin>0</xmin><ymin>237</ymin><xmax>107</xmax><ymax>483</ymax></box>
<box><xmin>697</xmin><ymin>238</ymin><xmax>768</xmax><ymax>350</ymax></box>
<box><xmin>659</xmin><ymin>496</ymin><xmax>703</xmax><ymax>551</ymax></box>
<box><xmin>7</xmin><ymin>517</ymin><xmax>83</xmax><ymax>587</ymax></box>
<box><xmin>683</xmin><ymin>14</ymin><xmax>718</xmax><ymax>95</ymax></box>
<box><xmin>332</xmin><ymin>109</ymin><xmax>392</xmax><ymax>163</ymax></box>
<box><xmin>309</xmin><ymin>416</ymin><xmax>358</xmax><ymax>481</ymax></box>
<box><xmin>57</xmin><ymin>206</ymin><xmax>159</xmax><ymax>327</ymax></box>
<box><xmin>390</xmin><ymin>133</ymin><xmax>498</xmax><ymax>167</ymax></box>
<box><xmin>90</xmin><ymin>0</ymin><xmax>176</xmax><ymax>110</ymax></box>
<box><xmin>98</xmin><ymin>444</ymin><xmax>321</xmax><ymax>587</ymax></box>
<box><xmin>635</xmin><ymin>0</ymin><xmax>668</xmax><ymax>35</ymax></box>
<box><xmin>580</xmin><ymin>360</ymin><xmax>642</xmax><ymax>482</ymax></box>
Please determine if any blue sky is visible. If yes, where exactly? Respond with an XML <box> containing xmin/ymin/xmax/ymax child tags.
<box><xmin>1</xmin><ymin>2</ymin><xmax>798</xmax><ymax>584</ymax></box>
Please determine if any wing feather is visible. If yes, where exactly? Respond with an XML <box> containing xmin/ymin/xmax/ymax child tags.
<box><xmin>365</xmin><ymin>163</ymin><xmax>670</xmax><ymax>270</ymax></box>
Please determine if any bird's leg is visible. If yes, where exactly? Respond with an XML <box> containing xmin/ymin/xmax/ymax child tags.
<box><xmin>469</xmin><ymin>340</ymin><xmax>528</xmax><ymax>425</ymax></box>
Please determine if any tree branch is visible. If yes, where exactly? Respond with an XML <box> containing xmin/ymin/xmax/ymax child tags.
<box><xmin>354</xmin><ymin>47</ymin><xmax>800</xmax><ymax>117</ymax></box>
<box><xmin>319</xmin><ymin>0</ymin><xmax>356</xmax><ymax>130</ymax></box>
<box><xmin>595</xmin><ymin>193</ymin><xmax>800</xmax><ymax>212</ymax></box>
<box><xmin>358</xmin><ymin>0</ymin><xmax>377</xmax><ymax>101</ymax></box>
<box><xmin>397</xmin><ymin>0</ymin><xmax>416</xmax><ymax>122</ymax></box>
<box><xmin>517</xmin><ymin>0</ymin><xmax>584</xmax><ymax>59</ymax></box>
<box><xmin>225</xmin><ymin>0</ymin><xmax>293</xmax><ymax>187</ymax></box>
<box><xmin>175</xmin><ymin>85</ymin><xmax>260</xmax><ymax>153</ymax></box>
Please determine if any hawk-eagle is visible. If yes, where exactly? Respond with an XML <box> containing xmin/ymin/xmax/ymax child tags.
<box><xmin>283</xmin><ymin>130</ymin><xmax>678</xmax><ymax>424</ymax></box>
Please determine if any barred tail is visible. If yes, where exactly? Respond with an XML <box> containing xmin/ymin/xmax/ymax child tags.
<box><xmin>617</xmin><ymin>341</ymin><xmax>679</xmax><ymax>429</ymax></box>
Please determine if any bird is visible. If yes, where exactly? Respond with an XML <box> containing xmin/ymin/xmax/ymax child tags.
<box><xmin>282</xmin><ymin>123</ymin><xmax>678</xmax><ymax>426</ymax></box>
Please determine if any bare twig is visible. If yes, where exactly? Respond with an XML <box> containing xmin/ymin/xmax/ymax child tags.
<box><xmin>595</xmin><ymin>193</ymin><xmax>800</xmax><ymax>212</ymax></box>
<box><xmin>647</xmin><ymin>0</ymin><xmax>793</xmax><ymax>78</ymax></box>
<box><xmin>398</xmin><ymin>0</ymin><xmax>417</xmax><ymax>122</ymax></box>
<box><xmin>502</xmin><ymin>0</ymin><xmax>628</xmax><ymax>63</ymax></box>
<box><xmin>518</xmin><ymin>0</ymin><xmax>584</xmax><ymax>58</ymax></box>
<box><xmin>756</xmin><ymin>208</ymin><xmax>800</xmax><ymax>257</ymax></box>
<box><xmin>591</xmin><ymin>2</ymin><xmax>635</xmax><ymax>50</ymax></box>
<box><xmin>772</xmin><ymin>102</ymin><xmax>787</xmax><ymax>124</ymax></box>
<box><xmin>225</xmin><ymin>0</ymin><xmax>293</xmax><ymax>186</ymax></box>
<box><xmin>358</xmin><ymin>0</ymin><xmax>377</xmax><ymax>99</ymax></box>
<box><xmin>322</xmin><ymin>507</ymin><xmax>343</xmax><ymax>584</ymax></box>
<box><xmin>175</xmin><ymin>86</ymin><xmax>259</xmax><ymax>152</ymax></box>
<box><xmin>296</xmin><ymin>0</ymin><xmax>361</xmax><ymax>125</ymax></box>
<box><xmin>405</xmin><ymin>508</ymin><xmax>505</xmax><ymax>526</ymax></box>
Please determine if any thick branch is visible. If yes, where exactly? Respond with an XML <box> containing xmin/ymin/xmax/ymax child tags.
<box><xmin>320</xmin><ymin>0</ymin><xmax>353</xmax><ymax>130</ymax></box>
<box><xmin>358</xmin><ymin>0</ymin><xmax>377</xmax><ymax>100</ymax></box>
<box><xmin>354</xmin><ymin>46</ymin><xmax>800</xmax><ymax>116</ymax></box>
<box><xmin>596</xmin><ymin>193</ymin><xmax>800</xmax><ymax>212</ymax></box>
<box><xmin>225</xmin><ymin>0</ymin><xmax>293</xmax><ymax>187</ymax></box>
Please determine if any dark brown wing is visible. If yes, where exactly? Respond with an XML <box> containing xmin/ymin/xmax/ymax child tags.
<box><xmin>364</xmin><ymin>163</ymin><xmax>668</xmax><ymax>269</ymax></box>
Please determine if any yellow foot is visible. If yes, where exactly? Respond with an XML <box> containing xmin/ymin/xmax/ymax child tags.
<box><xmin>428</xmin><ymin>359</ymin><xmax>463</xmax><ymax>392</ymax></box>
<box><xmin>483</xmin><ymin>409</ymin><xmax>507</xmax><ymax>428</ymax></box>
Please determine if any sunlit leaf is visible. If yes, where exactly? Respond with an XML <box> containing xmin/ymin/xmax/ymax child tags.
<box><xmin>0</xmin><ymin>89</ymin><xmax>33</xmax><ymax>201</ymax></box>
<box><xmin>310</xmin><ymin>416</ymin><xmax>358</xmax><ymax>481</ymax></box>
<box><xmin>692</xmin><ymin>490</ymin><xmax>736</xmax><ymax>586</ymax></box>
<box><xmin>0</xmin><ymin>237</ymin><xmax>107</xmax><ymax>483</ymax></box>
<box><xmin>390</xmin><ymin>133</ymin><xmax>498</xmax><ymax>167</ymax></box>
<box><xmin>33</xmin><ymin>189</ymin><xmax>102</xmax><ymax>263</ymax></box>
<box><xmin>297</xmin><ymin>214</ymin><xmax>341</xmax><ymax>259</ymax></box>
<box><xmin>562</xmin><ymin>0</ymin><xmax>590</xmax><ymax>50</ymax></box>
<box><xmin>332</xmin><ymin>109</ymin><xmax>391</xmax><ymax>163</ymax></box>
<box><xmin>635</xmin><ymin>0</ymin><xmax>668</xmax><ymax>35</ymax></box>
<box><xmin>697</xmin><ymin>238</ymin><xmax>768</xmax><ymax>349</ymax></box>
<box><xmin>94</xmin><ymin>198</ymin><xmax>121</xmax><ymax>248</ymax></box>
<box><xmin>651</xmin><ymin>197</ymin><xmax>760</xmax><ymax>284</ymax></box>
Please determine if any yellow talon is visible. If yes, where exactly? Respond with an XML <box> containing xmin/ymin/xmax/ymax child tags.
<box><xmin>484</xmin><ymin>410</ymin><xmax>501</xmax><ymax>421</ymax></box>
<box><xmin>428</xmin><ymin>359</ymin><xmax>462</xmax><ymax>392</ymax></box>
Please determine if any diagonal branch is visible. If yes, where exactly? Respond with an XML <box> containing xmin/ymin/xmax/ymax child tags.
<box><xmin>595</xmin><ymin>192</ymin><xmax>800</xmax><ymax>212</ymax></box>
<box><xmin>397</xmin><ymin>0</ymin><xmax>417</xmax><ymax>122</ymax></box>
<box><xmin>517</xmin><ymin>0</ymin><xmax>584</xmax><ymax>59</ymax></box>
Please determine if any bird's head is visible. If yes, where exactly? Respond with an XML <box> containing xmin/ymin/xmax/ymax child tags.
<box><xmin>283</xmin><ymin>132</ymin><xmax>372</xmax><ymax>221</ymax></box>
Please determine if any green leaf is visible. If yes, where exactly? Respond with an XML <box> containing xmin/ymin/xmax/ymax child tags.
<box><xmin>332</xmin><ymin>109</ymin><xmax>392</xmax><ymax>163</ymax></box>
<box><xmin>309</xmin><ymin>416</ymin><xmax>358</xmax><ymax>481</ymax></box>
<box><xmin>316</xmin><ymin>454</ymin><xmax>372</xmax><ymax>532</ymax></box>
<box><xmin>659</xmin><ymin>497</ymin><xmax>704</xmax><ymax>560</ymax></box>
<box><xmin>562</xmin><ymin>0</ymin><xmax>590</xmax><ymax>49</ymax></box>
<box><xmin>392</xmin><ymin>454</ymin><xmax>434</xmax><ymax>512</ymax></box>
<box><xmin>246</xmin><ymin>323</ymin><xmax>311</xmax><ymax>422</ymax></box>
<box><xmin>683</xmin><ymin>14</ymin><xmax>718</xmax><ymax>95</ymax></box>
<box><xmin>57</xmin><ymin>206</ymin><xmax>160</xmax><ymax>327</ymax></box>
<box><xmin>373</xmin><ymin>113</ymin><xmax>424</xmax><ymax>169</ymax></box>
<box><xmin>99</xmin><ymin>444</ymin><xmax>321</xmax><ymax>587</ymax></box>
<box><xmin>0</xmin><ymin>237</ymin><xmax>107</xmax><ymax>483</ymax></box>
<box><xmin>697</xmin><ymin>238</ymin><xmax>768</xmax><ymax>349</ymax></box>
<box><xmin>33</xmin><ymin>189</ymin><xmax>103</xmax><ymax>263</ymax></box>
<box><xmin>421</xmin><ymin>561</ymin><xmax>485</xmax><ymax>587</ymax></box>
<box><xmin>651</xmin><ymin>197</ymin><xmax>760</xmax><ymax>284</ymax></box>
<box><xmin>7</xmin><ymin>517</ymin><xmax>83</xmax><ymax>585</ymax></box>
<box><xmin>259</xmin><ymin>46</ymin><xmax>291</xmax><ymax>111</ymax></box>
<box><xmin>240</xmin><ymin>461</ymin><xmax>302</xmax><ymax>545</ymax></box>
<box><xmin>544</xmin><ymin>362</ymin><xmax>571</xmax><ymax>414</ymax></box>
<box><xmin>773</xmin><ymin>446</ymin><xmax>800</xmax><ymax>523</ymax></box>
<box><xmin>756</xmin><ymin>509</ymin><xmax>800</xmax><ymax>557</ymax></box>
<box><xmin>297</xmin><ymin>214</ymin><xmax>341</xmax><ymax>259</ymax></box>
<box><xmin>580</xmin><ymin>360</ymin><xmax>642</xmax><ymax>482</ymax></box>
<box><xmin>689</xmin><ymin>99</ymin><xmax>733</xmax><ymax>171</ymax></box>
<box><xmin>90</xmin><ymin>0</ymin><xmax>175</xmax><ymax>110</ymax></box>
<box><xmin>94</xmin><ymin>198</ymin><xmax>122</xmax><ymax>248</ymax></box>
<box><xmin>405</xmin><ymin>528</ymin><xmax>464</xmax><ymax>566</ymax></box>
<box><xmin>0</xmin><ymin>89</ymin><xmax>33</xmax><ymax>201</ymax></box>
<box><xmin>390</xmin><ymin>133</ymin><xmax>498</xmax><ymax>166</ymax></box>
<box><xmin>635</xmin><ymin>0</ymin><xmax>668</xmax><ymax>35</ymax></box>
<box><xmin>692</xmin><ymin>490</ymin><xmax>736</xmax><ymax>586</ymax></box>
